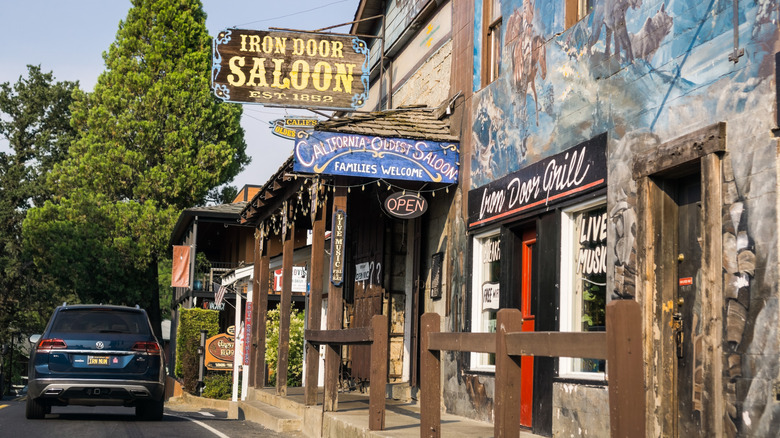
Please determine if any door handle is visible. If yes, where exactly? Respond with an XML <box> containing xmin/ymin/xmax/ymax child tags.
<box><xmin>673</xmin><ymin>313</ymin><xmax>684</xmax><ymax>359</ymax></box>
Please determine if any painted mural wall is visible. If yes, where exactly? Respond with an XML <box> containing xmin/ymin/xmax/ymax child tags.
<box><xmin>472</xmin><ymin>0</ymin><xmax>777</xmax><ymax>187</ymax></box>
<box><xmin>459</xmin><ymin>0</ymin><xmax>780</xmax><ymax>435</ymax></box>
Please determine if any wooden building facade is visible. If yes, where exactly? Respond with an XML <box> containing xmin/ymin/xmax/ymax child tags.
<box><xmin>449</xmin><ymin>0</ymin><xmax>780</xmax><ymax>436</ymax></box>
<box><xmin>194</xmin><ymin>0</ymin><xmax>780</xmax><ymax>436</ymax></box>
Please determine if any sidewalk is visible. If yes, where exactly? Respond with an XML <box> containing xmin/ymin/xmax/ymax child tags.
<box><xmin>167</xmin><ymin>387</ymin><xmax>544</xmax><ymax>438</ymax></box>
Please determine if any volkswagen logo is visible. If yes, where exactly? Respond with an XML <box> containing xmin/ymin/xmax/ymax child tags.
<box><xmin>96</xmin><ymin>341</ymin><xmax>105</xmax><ymax>350</ymax></box>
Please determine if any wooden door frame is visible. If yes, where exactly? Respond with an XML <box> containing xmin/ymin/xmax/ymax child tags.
<box><xmin>634</xmin><ymin>123</ymin><xmax>725</xmax><ymax>437</ymax></box>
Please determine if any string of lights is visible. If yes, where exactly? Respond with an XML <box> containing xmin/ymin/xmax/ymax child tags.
<box><xmin>258</xmin><ymin>174</ymin><xmax>457</xmax><ymax>237</ymax></box>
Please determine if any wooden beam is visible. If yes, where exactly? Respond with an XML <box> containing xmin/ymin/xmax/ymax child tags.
<box><xmin>305</xmin><ymin>327</ymin><xmax>373</xmax><ymax>345</ymax></box>
<box><xmin>248</xmin><ymin>234</ymin><xmax>260</xmax><ymax>388</ymax></box>
<box><xmin>420</xmin><ymin>313</ymin><xmax>441</xmax><ymax>438</ymax></box>
<box><xmin>324</xmin><ymin>182</ymin><xmax>347</xmax><ymax>412</ymax></box>
<box><xmin>504</xmin><ymin>331</ymin><xmax>608</xmax><ymax>359</ymax></box>
<box><xmin>304</xmin><ymin>199</ymin><xmax>325</xmax><ymax>405</ymax></box>
<box><xmin>607</xmin><ymin>300</ymin><xmax>646</xmax><ymax>438</ymax></box>
<box><xmin>251</xmin><ymin>232</ymin><xmax>270</xmax><ymax>388</ymax></box>
<box><xmin>494</xmin><ymin>309</ymin><xmax>523</xmax><ymax>438</ymax></box>
<box><xmin>633</xmin><ymin>122</ymin><xmax>726</xmax><ymax>179</ymax></box>
<box><xmin>427</xmin><ymin>332</ymin><xmax>495</xmax><ymax>354</ymax></box>
<box><xmin>369</xmin><ymin>315</ymin><xmax>387</xmax><ymax>430</ymax></box>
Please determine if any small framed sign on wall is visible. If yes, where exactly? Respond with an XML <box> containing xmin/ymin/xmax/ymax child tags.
<box><xmin>430</xmin><ymin>252</ymin><xmax>443</xmax><ymax>299</ymax></box>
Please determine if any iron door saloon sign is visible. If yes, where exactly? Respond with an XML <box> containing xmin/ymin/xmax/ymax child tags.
<box><xmin>294</xmin><ymin>131</ymin><xmax>459</xmax><ymax>183</ymax></box>
<box><xmin>212</xmin><ymin>29</ymin><xmax>369</xmax><ymax>110</ymax></box>
<box><xmin>468</xmin><ymin>133</ymin><xmax>607</xmax><ymax>229</ymax></box>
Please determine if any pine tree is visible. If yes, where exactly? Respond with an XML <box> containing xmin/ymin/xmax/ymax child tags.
<box><xmin>0</xmin><ymin>65</ymin><xmax>78</xmax><ymax>341</ymax></box>
<box><xmin>24</xmin><ymin>0</ymin><xmax>249</xmax><ymax>334</ymax></box>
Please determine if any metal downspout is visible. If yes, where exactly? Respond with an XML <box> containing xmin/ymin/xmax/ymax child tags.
<box><xmin>729</xmin><ymin>0</ymin><xmax>744</xmax><ymax>63</ymax></box>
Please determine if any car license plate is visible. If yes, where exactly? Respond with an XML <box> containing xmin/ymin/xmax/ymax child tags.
<box><xmin>88</xmin><ymin>356</ymin><xmax>109</xmax><ymax>366</ymax></box>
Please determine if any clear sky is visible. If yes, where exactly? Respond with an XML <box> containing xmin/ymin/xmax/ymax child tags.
<box><xmin>0</xmin><ymin>0</ymin><xmax>359</xmax><ymax>191</ymax></box>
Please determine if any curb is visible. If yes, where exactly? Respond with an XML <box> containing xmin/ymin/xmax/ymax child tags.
<box><xmin>167</xmin><ymin>392</ymin><xmax>238</xmax><ymax>418</ymax></box>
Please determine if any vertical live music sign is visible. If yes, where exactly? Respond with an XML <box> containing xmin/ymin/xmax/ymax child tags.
<box><xmin>211</xmin><ymin>29</ymin><xmax>370</xmax><ymax>110</ymax></box>
<box><xmin>330</xmin><ymin>209</ymin><xmax>346</xmax><ymax>286</ymax></box>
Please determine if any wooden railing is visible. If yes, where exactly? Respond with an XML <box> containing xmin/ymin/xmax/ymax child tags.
<box><xmin>420</xmin><ymin>300</ymin><xmax>645</xmax><ymax>438</ymax></box>
<box><xmin>304</xmin><ymin>314</ymin><xmax>388</xmax><ymax>430</ymax></box>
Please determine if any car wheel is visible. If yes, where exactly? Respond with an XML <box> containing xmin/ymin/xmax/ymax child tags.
<box><xmin>25</xmin><ymin>397</ymin><xmax>47</xmax><ymax>419</ymax></box>
<box><xmin>136</xmin><ymin>398</ymin><xmax>164</xmax><ymax>421</ymax></box>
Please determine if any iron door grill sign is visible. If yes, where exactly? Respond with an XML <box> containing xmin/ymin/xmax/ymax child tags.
<box><xmin>294</xmin><ymin>131</ymin><xmax>459</xmax><ymax>183</ymax></box>
<box><xmin>468</xmin><ymin>133</ymin><xmax>607</xmax><ymax>229</ymax></box>
<box><xmin>211</xmin><ymin>29</ymin><xmax>369</xmax><ymax>110</ymax></box>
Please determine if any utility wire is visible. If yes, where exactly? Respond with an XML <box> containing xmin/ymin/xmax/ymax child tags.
<box><xmin>233</xmin><ymin>0</ymin><xmax>353</xmax><ymax>28</ymax></box>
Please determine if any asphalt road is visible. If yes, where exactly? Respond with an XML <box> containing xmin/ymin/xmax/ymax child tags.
<box><xmin>0</xmin><ymin>394</ymin><xmax>300</xmax><ymax>438</ymax></box>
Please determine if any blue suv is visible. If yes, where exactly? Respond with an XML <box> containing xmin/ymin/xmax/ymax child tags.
<box><xmin>26</xmin><ymin>304</ymin><xmax>165</xmax><ymax>420</ymax></box>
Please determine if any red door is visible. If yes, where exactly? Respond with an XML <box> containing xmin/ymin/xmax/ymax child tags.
<box><xmin>520</xmin><ymin>229</ymin><xmax>536</xmax><ymax>428</ymax></box>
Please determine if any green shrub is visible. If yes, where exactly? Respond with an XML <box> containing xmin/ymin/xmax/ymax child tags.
<box><xmin>201</xmin><ymin>372</ymin><xmax>240</xmax><ymax>400</ymax></box>
<box><xmin>175</xmin><ymin>307</ymin><xmax>219</xmax><ymax>393</ymax></box>
<box><xmin>265</xmin><ymin>304</ymin><xmax>305</xmax><ymax>386</ymax></box>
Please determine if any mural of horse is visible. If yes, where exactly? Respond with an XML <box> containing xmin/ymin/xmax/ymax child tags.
<box><xmin>506</xmin><ymin>0</ymin><xmax>547</xmax><ymax>125</ymax></box>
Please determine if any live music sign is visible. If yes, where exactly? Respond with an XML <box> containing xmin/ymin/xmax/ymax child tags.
<box><xmin>330</xmin><ymin>209</ymin><xmax>346</xmax><ymax>286</ymax></box>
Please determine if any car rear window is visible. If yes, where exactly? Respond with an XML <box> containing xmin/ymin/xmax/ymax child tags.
<box><xmin>51</xmin><ymin>309</ymin><xmax>151</xmax><ymax>335</ymax></box>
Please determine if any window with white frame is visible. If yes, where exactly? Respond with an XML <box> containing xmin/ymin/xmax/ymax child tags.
<box><xmin>559</xmin><ymin>198</ymin><xmax>607</xmax><ymax>379</ymax></box>
<box><xmin>470</xmin><ymin>229</ymin><xmax>501</xmax><ymax>371</ymax></box>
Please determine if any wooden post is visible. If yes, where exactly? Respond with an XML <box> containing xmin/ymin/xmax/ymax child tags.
<box><xmin>420</xmin><ymin>313</ymin><xmax>441</xmax><ymax>438</ymax></box>
<box><xmin>252</xmin><ymin>231</ymin><xmax>270</xmax><ymax>388</ymax></box>
<box><xmin>324</xmin><ymin>183</ymin><xmax>347</xmax><ymax>412</ymax></box>
<box><xmin>305</xmin><ymin>186</ymin><xmax>326</xmax><ymax>405</ymax></box>
<box><xmin>607</xmin><ymin>300</ymin><xmax>646</xmax><ymax>438</ymax></box>
<box><xmin>494</xmin><ymin>308</ymin><xmax>523</xmax><ymax>438</ymax></box>
<box><xmin>369</xmin><ymin>314</ymin><xmax>388</xmax><ymax>430</ymax></box>
<box><xmin>248</xmin><ymin>233</ymin><xmax>259</xmax><ymax>388</ymax></box>
<box><xmin>277</xmin><ymin>204</ymin><xmax>294</xmax><ymax>396</ymax></box>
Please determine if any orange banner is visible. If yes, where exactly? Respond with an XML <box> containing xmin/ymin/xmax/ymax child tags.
<box><xmin>171</xmin><ymin>245</ymin><xmax>191</xmax><ymax>288</ymax></box>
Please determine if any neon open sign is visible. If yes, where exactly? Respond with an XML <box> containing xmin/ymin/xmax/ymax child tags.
<box><xmin>384</xmin><ymin>192</ymin><xmax>428</xmax><ymax>219</ymax></box>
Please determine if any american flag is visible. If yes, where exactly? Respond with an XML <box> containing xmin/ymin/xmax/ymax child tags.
<box><xmin>215</xmin><ymin>284</ymin><xmax>227</xmax><ymax>306</ymax></box>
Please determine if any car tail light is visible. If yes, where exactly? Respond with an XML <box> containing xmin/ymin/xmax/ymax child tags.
<box><xmin>132</xmin><ymin>341</ymin><xmax>161</xmax><ymax>354</ymax></box>
<box><xmin>37</xmin><ymin>338</ymin><xmax>67</xmax><ymax>352</ymax></box>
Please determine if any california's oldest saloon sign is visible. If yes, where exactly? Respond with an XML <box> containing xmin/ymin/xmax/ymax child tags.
<box><xmin>294</xmin><ymin>131</ymin><xmax>459</xmax><ymax>183</ymax></box>
<box><xmin>468</xmin><ymin>134</ymin><xmax>607</xmax><ymax>228</ymax></box>
<box><xmin>212</xmin><ymin>29</ymin><xmax>369</xmax><ymax>110</ymax></box>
